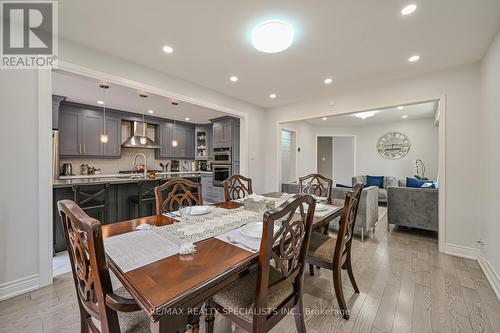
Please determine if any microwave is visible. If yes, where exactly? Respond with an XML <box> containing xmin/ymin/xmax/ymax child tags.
<box><xmin>213</xmin><ymin>147</ymin><xmax>231</xmax><ymax>164</ymax></box>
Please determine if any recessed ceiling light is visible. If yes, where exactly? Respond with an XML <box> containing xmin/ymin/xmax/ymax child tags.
<box><xmin>401</xmin><ymin>4</ymin><xmax>417</xmax><ymax>15</ymax></box>
<box><xmin>230</xmin><ymin>76</ymin><xmax>238</xmax><ymax>82</ymax></box>
<box><xmin>269</xmin><ymin>93</ymin><xmax>277</xmax><ymax>99</ymax></box>
<box><xmin>97</xmin><ymin>100</ymin><xmax>104</xmax><ymax>105</ymax></box>
<box><xmin>322</xmin><ymin>117</ymin><xmax>328</xmax><ymax>120</ymax></box>
<box><xmin>162</xmin><ymin>45</ymin><xmax>174</xmax><ymax>54</ymax></box>
<box><xmin>148</xmin><ymin>110</ymin><xmax>154</xmax><ymax>114</ymax></box>
<box><xmin>354</xmin><ymin>111</ymin><xmax>377</xmax><ymax>119</ymax></box>
<box><xmin>185</xmin><ymin>117</ymin><xmax>190</xmax><ymax>121</ymax></box>
<box><xmin>397</xmin><ymin>106</ymin><xmax>404</xmax><ymax>110</ymax></box>
<box><xmin>408</xmin><ymin>55</ymin><xmax>420</xmax><ymax>62</ymax></box>
<box><xmin>252</xmin><ymin>20</ymin><xmax>294</xmax><ymax>53</ymax></box>
<box><xmin>402</xmin><ymin>115</ymin><xmax>408</xmax><ymax>118</ymax></box>
<box><xmin>324</xmin><ymin>78</ymin><xmax>333</xmax><ymax>85</ymax></box>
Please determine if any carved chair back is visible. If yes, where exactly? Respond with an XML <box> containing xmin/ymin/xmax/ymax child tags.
<box><xmin>223</xmin><ymin>174</ymin><xmax>253</xmax><ymax>201</ymax></box>
<box><xmin>254</xmin><ymin>194</ymin><xmax>316</xmax><ymax>327</ymax></box>
<box><xmin>57</xmin><ymin>199</ymin><xmax>119</xmax><ymax>333</ymax></box>
<box><xmin>299</xmin><ymin>174</ymin><xmax>333</xmax><ymax>202</ymax></box>
<box><xmin>155</xmin><ymin>177</ymin><xmax>203</xmax><ymax>214</ymax></box>
<box><xmin>334</xmin><ymin>183</ymin><xmax>363</xmax><ymax>269</ymax></box>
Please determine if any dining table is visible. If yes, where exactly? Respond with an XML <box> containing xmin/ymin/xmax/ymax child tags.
<box><xmin>101</xmin><ymin>192</ymin><xmax>344</xmax><ymax>333</ymax></box>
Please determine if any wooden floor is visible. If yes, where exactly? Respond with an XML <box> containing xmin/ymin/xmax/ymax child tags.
<box><xmin>1</xmin><ymin>208</ymin><xmax>499</xmax><ymax>333</ymax></box>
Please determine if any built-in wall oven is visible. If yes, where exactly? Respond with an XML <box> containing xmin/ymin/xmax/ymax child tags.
<box><xmin>212</xmin><ymin>163</ymin><xmax>232</xmax><ymax>187</ymax></box>
<box><xmin>213</xmin><ymin>147</ymin><xmax>232</xmax><ymax>164</ymax></box>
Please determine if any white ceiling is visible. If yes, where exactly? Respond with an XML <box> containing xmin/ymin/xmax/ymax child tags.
<box><xmin>304</xmin><ymin>101</ymin><xmax>437</xmax><ymax>127</ymax></box>
<box><xmin>58</xmin><ymin>1</ymin><xmax>500</xmax><ymax>108</ymax></box>
<box><xmin>52</xmin><ymin>71</ymin><xmax>229</xmax><ymax>124</ymax></box>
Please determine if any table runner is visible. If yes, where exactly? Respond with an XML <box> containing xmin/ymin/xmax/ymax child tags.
<box><xmin>104</xmin><ymin>230</ymin><xmax>179</xmax><ymax>273</ymax></box>
<box><xmin>153</xmin><ymin>207</ymin><xmax>263</xmax><ymax>245</ymax></box>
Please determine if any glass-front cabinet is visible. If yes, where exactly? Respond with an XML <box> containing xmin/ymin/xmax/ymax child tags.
<box><xmin>195</xmin><ymin>126</ymin><xmax>212</xmax><ymax>160</ymax></box>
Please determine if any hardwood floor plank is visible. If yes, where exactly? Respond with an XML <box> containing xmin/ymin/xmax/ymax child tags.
<box><xmin>392</xmin><ymin>270</ymin><xmax>416</xmax><ymax>333</ymax></box>
<box><xmin>373</xmin><ymin>284</ymin><xmax>399</xmax><ymax>332</ymax></box>
<box><xmin>413</xmin><ymin>284</ymin><xmax>433</xmax><ymax>333</ymax></box>
<box><xmin>461</xmin><ymin>286</ymin><xmax>494</xmax><ymax>333</ymax></box>
<box><xmin>429</xmin><ymin>267</ymin><xmax>453</xmax><ymax>333</ymax></box>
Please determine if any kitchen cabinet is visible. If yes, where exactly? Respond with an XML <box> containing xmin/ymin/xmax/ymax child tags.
<box><xmin>156</xmin><ymin>122</ymin><xmax>195</xmax><ymax>159</ymax></box>
<box><xmin>213</xmin><ymin>120</ymin><xmax>232</xmax><ymax>147</ymax></box>
<box><xmin>52</xmin><ymin>95</ymin><xmax>66</xmax><ymax>129</ymax></box>
<box><xmin>59</xmin><ymin>103</ymin><xmax>122</xmax><ymax>158</ymax></box>
<box><xmin>195</xmin><ymin>126</ymin><xmax>213</xmax><ymax>160</ymax></box>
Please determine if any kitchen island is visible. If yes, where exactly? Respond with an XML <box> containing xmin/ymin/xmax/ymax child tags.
<box><xmin>52</xmin><ymin>172</ymin><xmax>210</xmax><ymax>252</ymax></box>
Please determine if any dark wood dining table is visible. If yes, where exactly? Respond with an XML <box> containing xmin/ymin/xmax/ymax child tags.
<box><xmin>101</xmin><ymin>192</ymin><xmax>344</xmax><ymax>333</ymax></box>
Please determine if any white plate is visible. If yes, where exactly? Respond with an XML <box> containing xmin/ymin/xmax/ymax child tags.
<box><xmin>189</xmin><ymin>206</ymin><xmax>210</xmax><ymax>215</ymax></box>
<box><xmin>315</xmin><ymin>203</ymin><xmax>329</xmax><ymax>211</ymax></box>
<box><xmin>240</xmin><ymin>222</ymin><xmax>280</xmax><ymax>238</ymax></box>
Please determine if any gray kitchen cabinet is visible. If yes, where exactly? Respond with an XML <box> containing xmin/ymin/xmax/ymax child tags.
<box><xmin>213</xmin><ymin>121</ymin><xmax>232</xmax><ymax>147</ymax></box>
<box><xmin>233</xmin><ymin>122</ymin><xmax>240</xmax><ymax>162</ymax></box>
<box><xmin>52</xmin><ymin>95</ymin><xmax>66</xmax><ymax>129</ymax></box>
<box><xmin>233</xmin><ymin>162</ymin><xmax>240</xmax><ymax>175</ymax></box>
<box><xmin>59</xmin><ymin>107</ymin><xmax>81</xmax><ymax>156</ymax></box>
<box><xmin>157</xmin><ymin>123</ymin><xmax>174</xmax><ymax>158</ymax></box>
<box><xmin>195</xmin><ymin>126</ymin><xmax>212</xmax><ymax>160</ymax></box>
<box><xmin>59</xmin><ymin>103</ymin><xmax>122</xmax><ymax>158</ymax></box>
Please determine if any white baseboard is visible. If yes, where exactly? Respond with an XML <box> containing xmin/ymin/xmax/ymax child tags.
<box><xmin>477</xmin><ymin>253</ymin><xmax>500</xmax><ymax>302</ymax></box>
<box><xmin>0</xmin><ymin>274</ymin><xmax>39</xmax><ymax>301</ymax></box>
<box><xmin>444</xmin><ymin>243</ymin><xmax>479</xmax><ymax>260</ymax></box>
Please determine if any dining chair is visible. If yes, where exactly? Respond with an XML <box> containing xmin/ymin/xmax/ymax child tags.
<box><xmin>305</xmin><ymin>183</ymin><xmax>363</xmax><ymax>320</ymax></box>
<box><xmin>155</xmin><ymin>177</ymin><xmax>203</xmax><ymax>214</ymax></box>
<box><xmin>223</xmin><ymin>174</ymin><xmax>253</xmax><ymax>202</ymax></box>
<box><xmin>299</xmin><ymin>173</ymin><xmax>333</xmax><ymax>203</ymax></box>
<box><xmin>205</xmin><ymin>194</ymin><xmax>316</xmax><ymax>333</ymax></box>
<box><xmin>57</xmin><ymin>199</ymin><xmax>150</xmax><ymax>333</ymax></box>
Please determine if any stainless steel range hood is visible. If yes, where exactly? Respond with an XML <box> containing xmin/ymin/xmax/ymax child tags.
<box><xmin>121</xmin><ymin>121</ymin><xmax>161</xmax><ymax>149</ymax></box>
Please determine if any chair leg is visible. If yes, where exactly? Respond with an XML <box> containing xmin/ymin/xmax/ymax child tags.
<box><xmin>346</xmin><ymin>256</ymin><xmax>360</xmax><ymax>293</ymax></box>
<box><xmin>361</xmin><ymin>228</ymin><xmax>364</xmax><ymax>242</ymax></box>
<box><xmin>309</xmin><ymin>264</ymin><xmax>315</xmax><ymax>276</ymax></box>
<box><xmin>293</xmin><ymin>297</ymin><xmax>307</xmax><ymax>333</ymax></box>
<box><xmin>333</xmin><ymin>267</ymin><xmax>349</xmax><ymax>320</ymax></box>
<box><xmin>204</xmin><ymin>302</ymin><xmax>215</xmax><ymax>333</ymax></box>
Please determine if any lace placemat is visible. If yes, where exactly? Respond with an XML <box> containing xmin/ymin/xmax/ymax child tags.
<box><xmin>152</xmin><ymin>207</ymin><xmax>263</xmax><ymax>245</ymax></box>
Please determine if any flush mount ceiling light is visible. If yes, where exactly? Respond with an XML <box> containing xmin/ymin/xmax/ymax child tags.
<box><xmin>397</xmin><ymin>106</ymin><xmax>404</xmax><ymax>110</ymax></box>
<box><xmin>269</xmin><ymin>93</ymin><xmax>277</xmax><ymax>99</ymax></box>
<box><xmin>324</xmin><ymin>78</ymin><xmax>333</xmax><ymax>85</ymax></box>
<box><xmin>252</xmin><ymin>20</ymin><xmax>294</xmax><ymax>53</ymax></box>
<box><xmin>408</xmin><ymin>55</ymin><xmax>420</xmax><ymax>62</ymax></box>
<box><xmin>401</xmin><ymin>4</ymin><xmax>417</xmax><ymax>15</ymax></box>
<box><xmin>354</xmin><ymin>111</ymin><xmax>377</xmax><ymax>119</ymax></box>
<box><xmin>162</xmin><ymin>45</ymin><xmax>174</xmax><ymax>54</ymax></box>
<box><xmin>230</xmin><ymin>76</ymin><xmax>238</xmax><ymax>82</ymax></box>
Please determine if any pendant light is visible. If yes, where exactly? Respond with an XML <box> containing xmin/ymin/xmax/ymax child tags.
<box><xmin>139</xmin><ymin>93</ymin><xmax>148</xmax><ymax>145</ymax></box>
<box><xmin>171</xmin><ymin>100</ymin><xmax>178</xmax><ymax>147</ymax></box>
<box><xmin>99</xmin><ymin>84</ymin><xmax>110</xmax><ymax>143</ymax></box>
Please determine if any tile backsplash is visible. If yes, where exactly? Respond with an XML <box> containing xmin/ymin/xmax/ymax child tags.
<box><xmin>60</xmin><ymin>147</ymin><xmax>193</xmax><ymax>175</ymax></box>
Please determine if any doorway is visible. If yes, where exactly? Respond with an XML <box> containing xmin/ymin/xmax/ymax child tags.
<box><xmin>317</xmin><ymin>136</ymin><xmax>355</xmax><ymax>186</ymax></box>
<box><xmin>280</xmin><ymin>129</ymin><xmax>297</xmax><ymax>183</ymax></box>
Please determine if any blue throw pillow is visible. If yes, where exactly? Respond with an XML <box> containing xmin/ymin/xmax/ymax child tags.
<box><xmin>406</xmin><ymin>177</ymin><xmax>428</xmax><ymax>188</ymax></box>
<box><xmin>336</xmin><ymin>183</ymin><xmax>351</xmax><ymax>188</ymax></box>
<box><xmin>366</xmin><ymin>176</ymin><xmax>384</xmax><ymax>189</ymax></box>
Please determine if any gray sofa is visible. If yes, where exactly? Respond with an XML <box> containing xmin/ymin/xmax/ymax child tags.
<box><xmin>331</xmin><ymin>186</ymin><xmax>379</xmax><ymax>241</ymax></box>
<box><xmin>352</xmin><ymin>175</ymin><xmax>398</xmax><ymax>204</ymax></box>
<box><xmin>281</xmin><ymin>182</ymin><xmax>379</xmax><ymax>241</ymax></box>
<box><xmin>387</xmin><ymin>182</ymin><xmax>438</xmax><ymax>232</ymax></box>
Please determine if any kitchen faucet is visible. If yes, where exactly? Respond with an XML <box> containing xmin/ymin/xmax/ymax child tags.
<box><xmin>133</xmin><ymin>153</ymin><xmax>147</xmax><ymax>178</ymax></box>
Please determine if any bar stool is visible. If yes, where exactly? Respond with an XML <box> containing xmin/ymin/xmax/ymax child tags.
<box><xmin>72</xmin><ymin>184</ymin><xmax>109</xmax><ymax>224</ymax></box>
<box><xmin>128</xmin><ymin>180</ymin><xmax>158</xmax><ymax>218</ymax></box>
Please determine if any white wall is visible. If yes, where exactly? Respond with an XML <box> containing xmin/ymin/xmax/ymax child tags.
<box><xmin>332</xmin><ymin>136</ymin><xmax>355</xmax><ymax>186</ymax></box>
<box><xmin>479</xmin><ymin>29</ymin><xmax>500</xmax><ymax>292</ymax></box>
<box><xmin>0</xmin><ymin>70</ymin><xmax>42</xmax><ymax>297</ymax></box>
<box><xmin>265</xmin><ymin>64</ymin><xmax>481</xmax><ymax>252</ymax></box>
<box><xmin>314</xmin><ymin>118</ymin><xmax>439</xmax><ymax>181</ymax></box>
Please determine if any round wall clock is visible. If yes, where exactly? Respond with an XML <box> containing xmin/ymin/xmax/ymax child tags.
<box><xmin>376</xmin><ymin>131</ymin><xmax>411</xmax><ymax>159</ymax></box>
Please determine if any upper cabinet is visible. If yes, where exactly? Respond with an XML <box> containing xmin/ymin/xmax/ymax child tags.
<box><xmin>211</xmin><ymin>117</ymin><xmax>240</xmax><ymax>161</ymax></box>
<box><xmin>195</xmin><ymin>125</ymin><xmax>213</xmax><ymax>160</ymax></box>
<box><xmin>156</xmin><ymin>122</ymin><xmax>195</xmax><ymax>160</ymax></box>
<box><xmin>59</xmin><ymin>103</ymin><xmax>121</xmax><ymax>158</ymax></box>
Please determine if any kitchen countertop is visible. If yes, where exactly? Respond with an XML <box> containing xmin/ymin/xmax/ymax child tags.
<box><xmin>53</xmin><ymin>172</ymin><xmax>212</xmax><ymax>188</ymax></box>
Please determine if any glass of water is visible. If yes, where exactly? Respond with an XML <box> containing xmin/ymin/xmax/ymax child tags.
<box><xmin>179</xmin><ymin>206</ymin><xmax>192</xmax><ymax>222</ymax></box>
